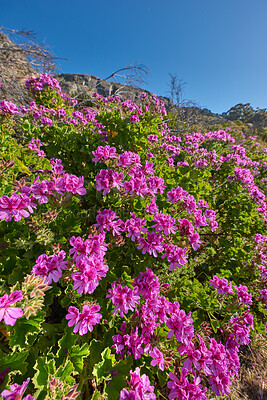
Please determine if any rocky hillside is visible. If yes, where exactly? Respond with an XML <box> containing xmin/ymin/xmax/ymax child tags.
<box><xmin>0</xmin><ymin>32</ymin><xmax>35</xmax><ymax>103</ymax></box>
<box><xmin>0</xmin><ymin>32</ymin><xmax>173</xmax><ymax>108</ymax></box>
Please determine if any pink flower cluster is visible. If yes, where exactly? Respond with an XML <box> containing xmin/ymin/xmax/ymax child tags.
<box><xmin>66</xmin><ymin>303</ymin><xmax>102</xmax><ymax>335</ymax></box>
<box><xmin>30</xmin><ymin>172</ymin><xmax>86</xmax><ymax>203</ymax></box>
<box><xmin>167</xmin><ymin>368</ymin><xmax>207</xmax><ymax>400</ymax></box>
<box><xmin>111</xmin><ymin>269</ymin><xmax>169</xmax><ymax>359</ymax></box>
<box><xmin>0</xmin><ymin>193</ymin><xmax>36</xmax><ymax>222</ymax></box>
<box><xmin>69</xmin><ymin>232</ymin><xmax>108</xmax><ymax>295</ymax></box>
<box><xmin>92</xmin><ymin>145</ymin><xmax>117</xmax><ymax>163</ymax></box>
<box><xmin>120</xmin><ymin>367</ymin><xmax>156</xmax><ymax>400</ymax></box>
<box><xmin>226</xmin><ymin>311</ymin><xmax>254</xmax><ymax>348</ymax></box>
<box><xmin>107</xmin><ymin>283</ymin><xmax>140</xmax><ymax>317</ymax></box>
<box><xmin>166</xmin><ymin>302</ymin><xmax>194</xmax><ymax>345</ymax></box>
<box><xmin>93</xmin><ymin>145</ymin><xmax>217</xmax><ymax>271</ymax></box>
<box><xmin>31</xmin><ymin>250</ymin><xmax>68</xmax><ymax>284</ymax></box>
<box><xmin>124</xmin><ymin>212</ymin><xmax>147</xmax><ymax>241</ymax></box>
<box><xmin>95</xmin><ymin>169</ymin><xmax>124</xmax><ymax>195</ymax></box>
<box><xmin>234</xmin><ymin>284</ymin><xmax>252</xmax><ymax>306</ymax></box>
<box><xmin>25</xmin><ymin>73</ymin><xmax>61</xmax><ymax>93</ymax></box>
<box><xmin>162</xmin><ymin>244</ymin><xmax>188</xmax><ymax>270</ymax></box>
<box><xmin>109</xmin><ymin>261</ymin><xmax>243</xmax><ymax>398</ymax></box>
<box><xmin>94</xmin><ymin>209</ymin><xmax>124</xmax><ymax>236</ymax></box>
<box><xmin>210</xmin><ymin>275</ymin><xmax>233</xmax><ymax>295</ymax></box>
<box><xmin>0</xmin><ymin>100</ymin><xmax>19</xmax><ymax>115</ymax></box>
<box><xmin>28</xmin><ymin>138</ymin><xmax>46</xmax><ymax>158</ymax></box>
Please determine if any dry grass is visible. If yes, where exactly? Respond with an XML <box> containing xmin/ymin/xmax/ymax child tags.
<box><xmin>225</xmin><ymin>334</ymin><xmax>267</xmax><ymax>400</ymax></box>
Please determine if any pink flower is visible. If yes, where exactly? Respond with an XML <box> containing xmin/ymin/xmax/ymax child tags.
<box><xmin>64</xmin><ymin>174</ymin><xmax>87</xmax><ymax>195</ymax></box>
<box><xmin>31</xmin><ymin>251</ymin><xmax>68</xmax><ymax>284</ymax></box>
<box><xmin>107</xmin><ymin>282</ymin><xmax>140</xmax><ymax>317</ymax></box>
<box><xmin>133</xmin><ymin>268</ymin><xmax>161</xmax><ymax>299</ymax></box>
<box><xmin>146</xmin><ymin>199</ymin><xmax>159</xmax><ymax>214</ymax></box>
<box><xmin>149</xmin><ymin>346</ymin><xmax>164</xmax><ymax>370</ymax></box>
<box><xmin>124</xmin><ymin>213</ymin><xmax>147</xmax><ymax>241</ymax></box>
<box><xmin>66</xmin><ymin>304</ymin><xmax>102</xmax><ymax>335</ymax></box>
<box><xmin>152</xmin><ymin>212</ymin><xmax>177</xmax><ymax>235</ymax></box>
<box><xmin>188</xmin><ymin>232</ymin><xmax>202</xmax><ymax>251</ymax></box>
<box><xmin>210</xmin><ymin>275</ymin><xmax>233</xmax><ymax>295</ymax></box>
<box><xmin>1</xmin><ymin>378</ymin><xmax>34</xmax><ymax>400</ymax></box>
<box><xmin>234</xmin><ymin>285</ymin><xmax>252</xmax><ymax>306</ymax></box>
<box><xmin>177</xmin><ymin>342</ymin><xmax>201</xmax><ymax>372</ymax></box>
<box><xmin>177</xmin><ymin>218</ymin><xmax>194</xmax><ymax>236</ymax></box>
<box><xmin>162</xmin><ymin>244</ymin><xmax>188</xmax><ymax>270</ymax></box>
<box><xmin>147</xmin><ymin>176</ymin><xmax>166</xmax><ymax>195</ymax></box>
<box><xmin>0</xmin><ymin>100</ymin><xmax>19</xmax><ymax>115</ymax></box>
<box><xmin>167</xmin><ymin>369</ymin><xmax>207</xmax><ymax>400</ymax></box>
<box><xmin>167</xmin><ymin>186</ymin><xmax>187</xmax><ymax>203</ymax></box>
<box><xmin>130</xmin><ymin>115</ymin><xmax>139</xmax><ymax>123</ymax></box>
<box><xmin>50</xmin><ymin>158</ymin><xmax>65</xmax><ymax>175</ymax></box>
<box><xmin>123</xmin><ymin>176</ymin><xmax>148</xmax><ymax>197</ymax></box>
<box><xmin>137</xmin><ymin>232</ymin><xmax>164</xmax><ymax>257</ymax></box>
<box><xmin>95</xmin><ymin>209</ymin><xmax>124</xmax><ymax>236</ymax></box>
<box><xmin>92</xmin><ymin>145</ymin><xmax>117</xmax><ymax>163</ymax></box>
<box><xmin>166</xmin><ymin>305</ymin><xmax>194</xmax><ymax>345</ymax></box>
<box><xmin>0</xmin><ymin>194</ymin><xmax>34</xmax><ymax>222</ymax></box>
<box><xmin>71</xmin><ymin>254</ymin><xmax>108</xmax><ymax>295</ymax></box>
<box><xmin>118</xmin><ymin>151</ymin><xmax>141</xmax><ymax>167</ymax></box>
<box><xmin>30</xmin><ymin>180</ymin><xmax>51</xmax><ymax>204</ymax></box>
<box><xmin>120</xmin><ymin>367</ymin><xmax>156</xmax><ymax>400</ymax></box>
<box><xmin>0</xmin><ymin>291</ymin><xmax>23</xmax><ymax>326</ymax></box>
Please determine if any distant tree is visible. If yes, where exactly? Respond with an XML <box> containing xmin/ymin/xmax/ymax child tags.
<box><xmin>222</xmin><ymin>103</ymin><xmax>267</xmax><ymax>129</ymax></box>
<box><xmin>167</xmin><ymin>73</ymin><xmax>201</xmax><ymax>129</ymax></box>
<box><xmin>222</xmin><ymin>103</ymin><xmax>254</xmax><ymax>122</ymax></box>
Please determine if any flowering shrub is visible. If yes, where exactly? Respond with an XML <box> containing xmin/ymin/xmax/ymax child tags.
<box><xmin>0</xmin><ymin>75</ymin><xmax>266</xmax><ymax>399</ymax></box>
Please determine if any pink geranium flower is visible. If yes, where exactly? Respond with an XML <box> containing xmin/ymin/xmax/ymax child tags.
<box><xmin>1</xmin><ymin>378</ymin><xmax>34</xmax><ymax>400</ymax></box>
<box><xmin>66</xmin><ymin>304</ymin><xmax>102</xmax><ymax>335</ymax></box>
<box><xmin>149</xmin><ymin>346</ymin><xmax>164</xmax><ymax>370</ymax></box>
<box><xmin>0</xmin><ymin>291</ymin><xmax>23</xmax><ymax>326</ymax></box>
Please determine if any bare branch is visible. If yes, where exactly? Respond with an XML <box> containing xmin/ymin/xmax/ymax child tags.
<box><xmin>0</xmin><ymin>26</ymin><xmax>68</xmax><ymax>74</ymax></box>
<box><xmin>167</xmin><ymin>73</ymin><xmax>201</xmax><ymax>129</ymax></box>
<box><xmin>103</xmin><ymin>63</ymin><xmax>149</xmax><ymax>88</ymax></box>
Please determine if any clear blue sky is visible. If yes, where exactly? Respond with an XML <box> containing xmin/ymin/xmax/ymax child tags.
<box><xmin>1</xmin><ymin>0</ymin><xmax>267</xmax><ymax>113</ymax></box>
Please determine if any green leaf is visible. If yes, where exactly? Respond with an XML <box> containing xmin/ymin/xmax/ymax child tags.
<box><xmin>105</xmin><ymin>357</ymin><xmax>133</xmax><ymax>398</ymax></box>
<box><xmin>0</xmin><ymin>349</ymin><xmax>29</xmax><ymax>376</ymax></box>
<box><xmin>91</xmin><ymin>390</ymin><xmax>101</xmax><ymax>399</ymax></box>
<box><xmin>88</xmin><ymin>339</ymin><xmax>106</xmax><ymax>369</ymax></box>
<box><xmin>56</xmin><ymin>327</ymin><xmax>77</xmax><ymax>368</ymax></box>
<box><xmin>210</xmin><ymin>318</ymin><xmax>220</xmax><ymax>333</ymax></box>
<box><xmin>68</xmin><ymin>343</ymin><xmax>90</xmax><ymax>373</ymax></box>
<box><xmin>55</xmin><ymin>359</ymin><xmax>75</xmax><ymax>384</ymax></box>
<box><xmin>7</xmin><ymin>313</ymin><xmax>44</xmax><ymax>349</ymax></box>
<box><xmin>92</xmin><ymin>348</ymin><xmax>116</xmax><ymax>384</ymax></box>
<box><xmin>32</xmin><ymin>356</ymin><xmax>55</xmax><ymax>389</ymax></box>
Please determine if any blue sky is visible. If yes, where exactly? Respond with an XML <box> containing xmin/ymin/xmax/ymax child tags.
<box><xmin>1</xmin><ymin>0</ymin><xmax>267</xmax><ymax>113</ymax></box>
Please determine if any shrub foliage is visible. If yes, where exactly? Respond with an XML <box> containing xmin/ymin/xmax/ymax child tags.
<box><xmin>0</xmin><ymin>74</ymin><xmax>266</xmax><ymax>400</ymax></box>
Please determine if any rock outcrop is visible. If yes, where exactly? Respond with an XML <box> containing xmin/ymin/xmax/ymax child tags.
<box><xmin>0</xmin><ymin>32</ymin><xmax>35</xmax><ymax>103</ymax></box>
<box><xmin>55</xmin><ymin>73</ymin><xmax>173</xmax><ymax>108</ymax></box>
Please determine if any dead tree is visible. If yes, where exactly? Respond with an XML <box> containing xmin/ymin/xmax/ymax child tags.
<box><xmin>102</xmin><ymin>63</ymin><xmax>149</xmax><ymax>98</ymax></box>
<box><xmin>0</xmin><ymin>26</ymin><xmax>67</xmax><ymax>73</ymax></box>
<box><xmin>0</xmin><ymin>26</ymin><xmax>67</xmax><ymax>103</ymax></box>
<box><xmin>104</xmin><ymin>63</ymin><xmax>149</xmax><ymax>87</ymax></box>
<box><xmin>167</xmin><ymin>73</ymin><xmax>201</xmax><ymax>130</ymax></box>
